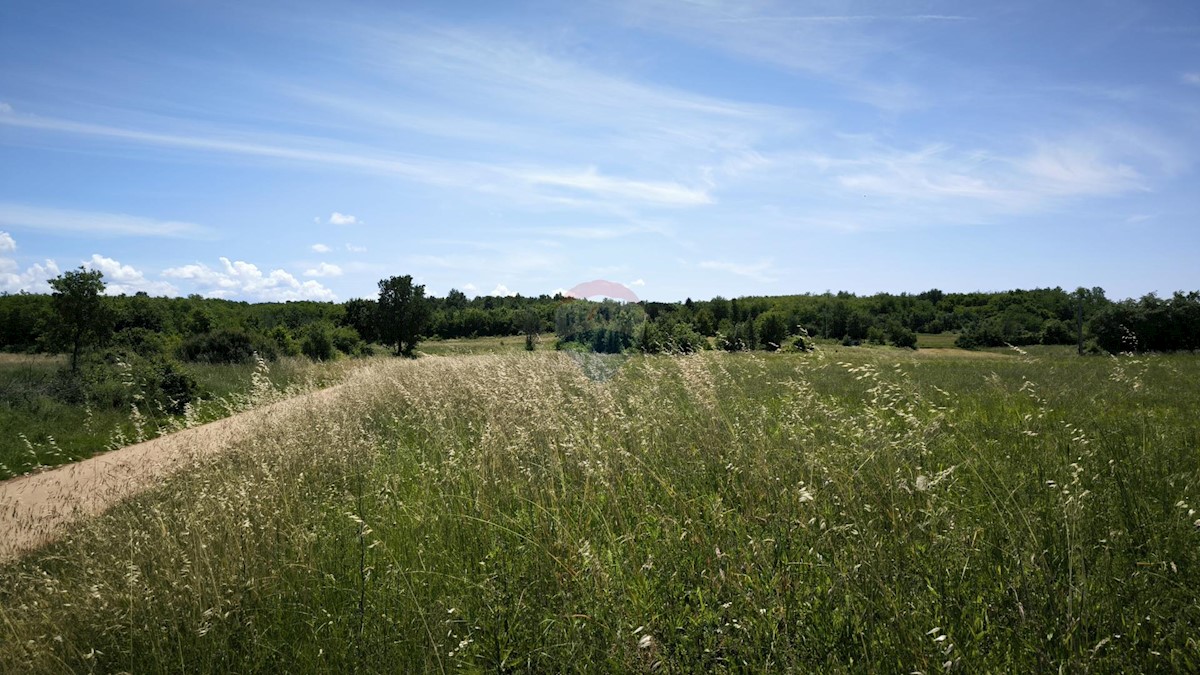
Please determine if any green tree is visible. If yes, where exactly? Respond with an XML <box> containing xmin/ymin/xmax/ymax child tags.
<box><xmin>340</xmin><ymin>298</ymin><xmax>379</xmax><ymax>344</ymax></box>
<box><xmin>518</xmin><ymin>308</ymin><xmax>541</xmax><ymax>351</ymax></box>
<box><xmin>48</xmin><ymin>267</ymin><xmax>113</xmax><ymax>373</ymax></box>
<box><xmin>377</xmin><ymin>275</ymin><xmax>430</xmax><ymax>356</ymax></box>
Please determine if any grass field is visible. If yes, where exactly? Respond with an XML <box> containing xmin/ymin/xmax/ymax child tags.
<box><xmin>417</xmin><ymin>333</ymin><xmax>559</xmax><ymax>356</ymax></box>
<box><xmin>0</xmin><ymin>355</ymin><xmax>367</xmax><ymax>479</ymax></box>
<box><xmin>2</xmin><ymin>345</ymin><xmax>1198</xmax><ymax>672</ymax></box>
<box><xmin>916</xmin><ymin>332</ymin><xmax>960</xmax><ymax>349</ymax></box>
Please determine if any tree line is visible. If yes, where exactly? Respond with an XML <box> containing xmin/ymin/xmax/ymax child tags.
<box><xmin>3</xmin><ymin>272</ymin><xmax>1199</xmax><ymax>364</ymax></box>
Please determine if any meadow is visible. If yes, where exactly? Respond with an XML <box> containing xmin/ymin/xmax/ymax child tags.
<box><xmin>0</xmin><ymin>354</ymin><xmax>366</xmax><ymax>480</ymax></box>
<box><xmin>1</xmin><ymin>345</ymin><xmax>1198</xmax><ymax>672</ymax></box>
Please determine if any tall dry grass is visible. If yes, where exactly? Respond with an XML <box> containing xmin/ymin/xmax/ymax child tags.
<box><xmin>1</xmin><ymin>348</ymin><xmax>1198</xmax><ymax>672</ymax></box>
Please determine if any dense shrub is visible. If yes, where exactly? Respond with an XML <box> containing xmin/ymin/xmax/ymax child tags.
<box><xmin>269</xmin><ymin>325</ymin><xmax>300</xmax><ymax>357</ymax></box>
<box><xmin>1040</xmin><ymin>318</ymin><xmax>1075</xmax><ymax>345</ymax></box>
<box><xmin>178</xmin><ymin>329</ymin><xmax>277</xmax><ymax>364</ymax></box>
<box><xmin>330</xmin><ymin>325</ymin><xmax>365</xmax><ymax>356</ymax></box>
<box><xmin>112</xmin><ymin>327</ymin><xmax>171</xmax><ymax>359</ymax></box>
<box><xmin>888</xmin><ymin>325</ymin><xmax>918</xmax><ymax>350</ymax></box>
<box><xmin>300</xmin><ymin>323</ymin><xmax>336</xmax><ymax>361</ymax></box>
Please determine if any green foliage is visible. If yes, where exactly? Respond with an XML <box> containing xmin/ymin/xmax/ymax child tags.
<box><xmin>178</xmin><ymin>329</ymin><xmax>277</xmax><ymax>364</ymax></box>
<box><xmin>330</xmin><ymin>325</ymin><xmax>365</xmax><ymax>357</ymax></box>
<box><xmin>555</xmin><ymin>300</ymin><xmax>645</xmax><ymax>354</ymax></box>
<box><xmin>888</xmin><ymin>324</ymin><xmax>918</xmax><ymax>349</ymax></box>
<box><xmin>1089</xmin><ymin>292</ymin><xmax>1200</xmax><ymax>353</ymax></box>
<box><xmin>755</xmin><ymin>310</ymin><xmax>790</xmax><ymax>350</ymax></box>
<box><xmin>47</xmin><ymin>267</ymin><xmax>113</xmax><ymax>372</ymax></box>
<box><xmin>635</xmin><ymin>319</ymin><xmax>706</xmax><ymax>354</ymax></box>
<box><xmin>720</xmin><ymin>321</ymin><xmax>758</xmax><ymax>351</ymax></box>
<box><xmin>1040</xmin><ymin>318</ymin><xmax>1075</xmax><ymax>345</ymax></box>
<box><xmin>340</xmin><ymin>299</ymin><xmax>378</xmax><ymax>345</ymax></box>
<box><xmin>377</xmin><ymin>275</ymin><xmax>430</xmax><ymax>356</ymax></box>
<box><xmin>300</xmin><ymin>323</ymin><xmax>336</xmax><ymax>361</ymax></box>
<box><xmin>269</xmin><ymin>325</ymin><xmax>300</xmax><ymax>357</ymax></box>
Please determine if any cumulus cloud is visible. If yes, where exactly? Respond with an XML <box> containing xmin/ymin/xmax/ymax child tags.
<box><xmin>629</xmin><ymin>278</ymin><xmax>646</xmax><ymax>287</ymax></box>
<box><xmin>0</xmin><ymin>230</ymin><xmax>59</xmax><ymax>293</ymax></box>
<box><xmin>490</xmin><ymin>283</ymin><xmax>516</xmax><ymax>297</ymax></box>
<box><xmin>83</xmin><ymin>254</ymin><xmax>178</xmax><ymax>296</ymax></box>
<box><xmin>345</xmin><ymin>243</ymin><xmax>367</xmax><ymax>253</ymax></box>
<box><xmin>304</xmin><ymin>262</ymin><xmax>343</xmax><ymax>277</ymax></box>
<box><xmin>0</xmin><ymin>258</ymin><xmax>59</xmax><ymax>294</ymax></box>
<box><xmin>311</xmin><ymin>243</ymin><xmax>332</xmax><ymax>253</ymax></box>
<box><xmin>163</xmin><ymin>257</ymin><xmax>337</xmax><ymax>301</ymax></box>
<box><xmin>329</xmin><ymin>212</ymin><xmax>358</xmax><ymax>226</ymax></box>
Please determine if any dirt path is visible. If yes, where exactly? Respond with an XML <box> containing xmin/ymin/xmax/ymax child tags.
<box><xmin>0</xmin><ymin>383</ymin><xmax>347</xmax><ymax>563</ymax></box>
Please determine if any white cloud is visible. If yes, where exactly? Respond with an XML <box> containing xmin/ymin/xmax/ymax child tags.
<box><xmin>0</xmin><ymin>102</ymin><xmax>12</xmax><ymax>114</ymax></box>
<box><xmin>490</xmin><ymin>283</ymin><xmax>516</xmax><ymax>297</ymax></box>
<box><xmin>345</xmin><ymin>243</ymin><xmax>367</xmax><ymax>253</ymax></box>
<box><xmin>549</xmin><ymin>287</ymin><xmax>570</xmax><ymax>296</ymax></box>
<box><xmin>1183</xmin><ymin>72</ymin><xmax>1200</xmax><ymax>86</ymax></box>
<box><xmin>629</xmin><ymin>278</ymin><xmax>646</xmax><ymax>287</ymax></box>
<box><xmin>461</xmin><ymin>282</ymin><xmax>477</xmax><ymax>294</ymax></box>
<box><xmin>699</xmin><ymin>259</ymin><xmax>776</xmax><ymax>283</ymax></box>
<box><xmin>329</xmin><ymin>212</ymin><xmax>358</xmax><ymax>226</ymax></box>
<box><xmin>0</xmin><ymin>231</ymin><xmax>14</xmax><ymax>252</ymax></box>
<box><xmin>304</xmin><ymin>262</ymin><xmax>343</xmax><ymax>277</ymax></box>
<box><xmin>163</xmin><ymin>257</ymin><xmax>337</xmax><ymax>301</ymax></box>
<box><xmin>0</xmin><ymin>203</ymin><xmax>211</xmax><ymax>238</ymax></box>
<box><xmin>0</xmin><ymin>258</ymin><xmax>59</xmax><ymax>294</ymax></box>
<box><xmin>83</xmin><ymin>254</ymin><xmax>178</xmax><ymax>296</ymax></box>
<box><xmin>509</xmin><ymin>167</ymin><xmax>712</xmax><ymax>207</ymax></box>
<box><xmin>311</xmin><ymin>243</ymin><xmax>332</xmax><ymax>253</ymax></box>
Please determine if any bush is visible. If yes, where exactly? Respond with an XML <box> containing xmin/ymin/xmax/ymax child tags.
<box><xmin>148</xmin><ymin>360</ymin><xmax>200</xmax><ymax>415</ymax></box>
<box><xmin>888</xmin><ymin>326</ymin><xmax>918</xmax><ymax>350</ymax></box>
<box><xmin>269</xmin><ymin>326</ymin><xmax>300</xmax><ymax>357</ymax></box>
<box><xmin>782</xmin><ymin>334</ymin><xmax>813</xmax><ymax>352</ymax></box>
<box><xmin>179</xmin><ymin>329</ymin><xmax>277</xmax><ymax>364</ymax></box>
<box><xmin>52</xmin><ymin>350</ymin><xmax>201</xmax><ymax>415</ymax></box>
<box><xmin>301</xmin><ymin>323</ymin><xmax>336</xmax><ymax>361</ymax></box>
<box><xmin>330</xmin><ymin>326</ymin><xmax>364</xmax><ymax>356</ymax></box>
<box><xmin>113</xmin><ymin>327</ymin><xmax>171</xmax><ymax>359</ymax></box>
<box><xmin>1040</xmin><ymin>318</ymin><xmax>1075</xmax><ymax>345</ymax></box>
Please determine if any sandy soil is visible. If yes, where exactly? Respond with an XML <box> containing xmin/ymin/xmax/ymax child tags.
<box><xmin>0</xmin><ymin>384</ymin><xmax>345</xmax><ymax>563</ymax></box>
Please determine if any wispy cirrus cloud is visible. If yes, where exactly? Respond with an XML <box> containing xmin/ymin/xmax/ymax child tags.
<box><xmin>0</xmin><ymin>202</ymin><xmax>212</xmax><ymax>238</ymax></box>
<box><xmin>1</xmin><ymin>111</ymin><xmax>718</xmax><ymax>212</ymax></box>
<box><xmin>699</xmin><ymin>259</ymin><xmax>776</xmax><ymax>283</ymax></box>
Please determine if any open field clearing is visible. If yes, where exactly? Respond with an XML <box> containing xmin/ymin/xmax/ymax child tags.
<box><xmin>0</xmin><ymin>356</ymin><xmax>373</xmax><ymax>480</ymax></box>
<box><xmin>2</xmin><ymin>348</ymin><xmax>1199</xmax><ymax>672</ymax></box>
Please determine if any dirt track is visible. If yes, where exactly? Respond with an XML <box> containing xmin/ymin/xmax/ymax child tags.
<box><xmin>0</xmin><ymin>384</ymin><xmax>346</xmax><ymax>563</ymax></box>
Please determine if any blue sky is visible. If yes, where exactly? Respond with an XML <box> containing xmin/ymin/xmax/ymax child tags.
<box><xmin>1</xmin><ymin>0</ymin><xmax>1198</xmax><ymax>302</ymax></box>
